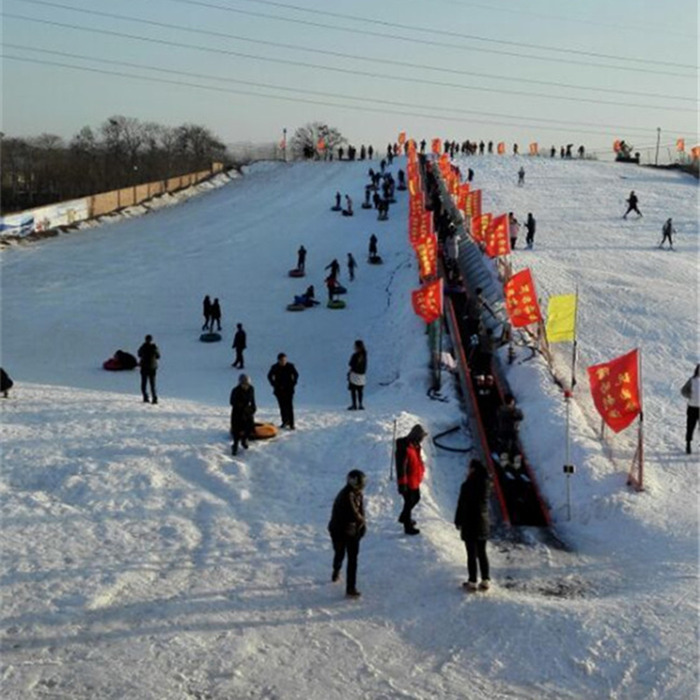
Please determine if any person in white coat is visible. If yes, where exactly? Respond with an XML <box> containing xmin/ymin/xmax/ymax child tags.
<box><xmin>681</xmin><ymin>364</ymin><xmax>700</xmax><ymax>454</ymax></box>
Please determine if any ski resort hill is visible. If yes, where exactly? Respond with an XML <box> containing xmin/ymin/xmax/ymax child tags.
<box><xmin>1</xmin><ymin>155</ymin><xmax>698</xmax><ymax>699</ymax></box>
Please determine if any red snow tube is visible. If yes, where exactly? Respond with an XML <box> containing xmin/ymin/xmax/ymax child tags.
<box><xmin>288</xmin><ymin>269</ymin><xmax>305</xmax><ymax>278</ymax></box>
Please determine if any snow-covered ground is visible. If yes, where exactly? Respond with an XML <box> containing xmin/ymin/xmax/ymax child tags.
<box><xmin>1</xmin><ymin>156</ymin><xmax>698</xmax><ymax>699</ymax></box>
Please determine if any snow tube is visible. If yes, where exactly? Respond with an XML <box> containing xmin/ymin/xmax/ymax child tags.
<box><xmin>361</xmin><ymin>202</ymin><xmax>373</xmax><ymax>209</ymax></box>
<box><xmin>327</xmin><ymin>299</ymin><xmax>346</xmax><ymax>309</ymax></box>
<box><xmin>288</xmin><ymin>268</ymin><xmax>305</xmax><ymax>278</ymax></box>
<box><xmin>200</xmin><ymin>332</ymin><xmax>222</xmax><ymax>342</ymax></box>
<box><xmin>252</xmin><ymin>422</ymin><xmax>278</xmax><ymax>440</ymax></box>
<box><xmin>287</xmin><ymin>303</ymin><xmax>306</xmax><ymax>312</ymax></box>
<box><xmin>333</xmin><ymin>285</ymin><xmax>347</xmax><ymax>295</ymax></box>
<box><xmin>102</xmin><ymin>350</ymin><xmax>138</xmax><ymax>371</ymax></box>
<box><xmin>330</xmin><ymin>205</ymin><xmax>342</xmax><ymax>211</ymax></box>
<box><xmin>368</xmin><ymin>255</ymin><xmax>383</xmax><ymax>265</ymax></box>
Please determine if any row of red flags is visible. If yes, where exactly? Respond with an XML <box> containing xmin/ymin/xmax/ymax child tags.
<box><xmin>404</xmin><ymin>134</ymin><xmax>642</xmax><ymax>436</ymax></box>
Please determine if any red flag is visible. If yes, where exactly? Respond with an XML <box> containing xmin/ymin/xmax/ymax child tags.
<box><xmin>676</xmin><ymin>138</ymin><xmax>685</xmax><ymax>152</ymax></box>
<box><xmin>504</xmin><ymin>268</ymin><xmax>542</xmax><ymax>327</ymax></box>
<box><xmin>588</xmin><ymin>349</ymin><xmax>641</xmax><ymax>433</ymax></box>
<box><xmin>457</xmin><ymin>182</ymin><xmax>471</xmax><ymax>211</ymax></box>
<box><xmin>497</xmin><ymin>142</ymin><xmax>506</xmax><ymax>155</ymax></box>
<box><xmin>465</xmin><ymin>189</ymin><xmax>482</xmax><ymax>219</ymax></box>
<box><xmin>411</xmin><ymin>279</ymin><xmax>443</xmax><ymax>324</ymax></box>
<box><xmin>413</xmin><ymin>233</ymin><xmax>438</xmax><ymax>279</ymax></box>
<box><xmin>431</xmin><ymin>138</ymin><xmax>442</xmax><ymax>155</ymax></box>
<box><xmin>398</xmin><ymin>131</ymin><xmax>406</xmax><ymax>146</ymax></box>
<box><xmin>317</xmin><ymin>137</ymin><xmax>325</xmax><ymax>151</ymax></box>
<box><xmin>484</xmin><ymin>213</ymin><xmax>510</xmax><ymax>257</ymax></box>
<box><xmin>692</xmin><ymin>146</ymin><xmax>700</xmax><ymax>160</ymax></box>
<box><xmin>471</xmin><ymin>213</ymin><xmax>492</xmax><ymax>243</ymax></box>
<box><xmin>613</xmin><ymin>139</ymin><xmax>622</xmax><ymax>153</ymax></box>
<box><xmin>529</xmin><ymin>142</ymin><xmax>538</xmax><ymax>155</ymax></box>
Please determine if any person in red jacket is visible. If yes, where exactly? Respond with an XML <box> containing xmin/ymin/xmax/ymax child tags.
<box><xmin>397</xmin><ymin>424</ymin><xmax>427</xmax><ymax>535</ymax></box>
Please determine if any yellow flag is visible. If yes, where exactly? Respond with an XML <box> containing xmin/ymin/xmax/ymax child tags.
<box><xmin>546</xmin><ymin>294</ymin><xmax>577</xmax><ymax>343</ymax></box>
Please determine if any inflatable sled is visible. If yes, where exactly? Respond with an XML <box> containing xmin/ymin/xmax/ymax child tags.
<box><xmin>103</xmin><ymin>349</ymin><xmax>138</xmax><ymax>371</ymax></box>
<box><xmin>288</xmin><ymin>268</ymin><xmax>305</xmax><ymax>278</ymax></box>
<box><xmin>333</xmin><ymin>285</ymin><xmax>347</xmax><ymax>295</ymax></box>
<box><xmin>342</xmin><ymin>210</ymin><xmax>354</xmax><ymax>217</ymax></box>
<box><xmin>368</xmin><ymin>255</ymin><xmax>383</xmax><ymax>265</ymax></box>
<box><xmin>286</xmin><ymin>303</ymin><xmax>306</xmax><ymax>312</ymax></box>
<box><xmin>200</xmin><ymin>332</ymin><xmax>222</xmax><ymax>343</ymax></box>
<box><xmin>330</xmin><ymin>205</ymin><xmax>342</xmax><ymax>212</ymax></box>
<box><xmin>327</xmin><ymin>299</ymin><xmax>347</xmax><ymax>310</ymax></box>
<box><xmin>361</xmin><ymin>202</ymin><xmax>373</xmax><ymax>209</ymax></box>
<box><xmin>252</xmin><ymin>422</ymin><xmax>278</xmax><ymax>440</ymax></box>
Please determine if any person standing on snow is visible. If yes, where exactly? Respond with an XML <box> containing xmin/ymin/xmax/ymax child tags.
<box><xmin>297</xmin><ymin>245</ymin><xmax>307</xmax><ymax>272</ymax></box>
<box><xmin>328</xmin><ymin>469</ymin><xmax>367</xmax><ymax>598</ymax></box>
<box><xmin>267</xmin><ymin>352</ymin><xmax>299</xmax><ymax>430</ymax></box>
<box><xmin>623</xmin><ymin>191</ymin><xmax>643</xmax><ymax>219</ymax></box>
<box><xmin>210</xmin><ymin>298</ymin><xmax>222</xmax><ymax>332</ymax></box>
<box><xmin>508</xmin><ymin>212</ymin><xmax>520</xmax><ymax>250</ymax></box>
<box><xmin>659</xmin><ymin>218</ymin><xmax>676</xmax><ymax>249</ymax></box>
<box><xmin>347</xmin><ymin>253</ymin><xmax>357</xmax><ymax>281</ymax></box>
<box><xmin>230</xmin><ymin>373</ymin><xmax>256</xmax><ymax>456</ymax></box>
<box><xmin>455</xmin><ymin>458</ymin><xmax>492</xmax><ymax>592</ymax></box>
<box><xmin>517</xmin><ymin>167</ymin><xmax>525</xmax><ymax>186</ymax></box>
<box><xmin>137</xmin><ymin>334</ymin><xmax>160</xmax><ymax>404</ymax></box>
<box><xmin>325</xmin><ymin>258</ymin><xmax>341</xmax><ymax>281</ymax></box>
<box><xmin>681</xmin><ymin>364</ymin><xmax>700</xmax><ymax>454</ymax></box>
<box><xmin>202</xmin><ymin>295</ymin><xmax>212</xmax><ymax>331</ymax></box>
<box><xmin>525</xmin><ymin>213</ymin><xmax>536</xmax><ymax>248</ymax></box>
<box><xmin>231</xmin><ymin>323</ymin><xmax>247</xmax><ymax>368</ymax></box>
<box><xmin>347</xmin><ymin>339</ymin><xmax>367</xmax><ymax>410</ymax></box>
<box><xmin>396</xmin><ymin>424</ymin><xmax>427</xmax><ymax>535</ymax></box>
<box><xmin>368</xmin><ymin>234</ymin><xmax>378</xmax><ymax>260</ymax></box>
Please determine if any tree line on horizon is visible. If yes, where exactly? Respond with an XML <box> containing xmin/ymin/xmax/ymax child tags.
<box><xmin>1</xmin><ymin>116</ymin><xmax>229</xmax><ymax>214</ymax></box>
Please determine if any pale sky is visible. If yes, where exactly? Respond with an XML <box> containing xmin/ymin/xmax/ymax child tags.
<box><xmin>1</xmin><ymin>0</ymin><xmax>697</xmax><ymax>155</ymax></box>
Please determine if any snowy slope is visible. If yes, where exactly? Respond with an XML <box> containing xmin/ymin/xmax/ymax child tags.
<box><xmin>1</xmin><ymin>156</ymin><xmax>698</xmax><ymax>699</ymax></box>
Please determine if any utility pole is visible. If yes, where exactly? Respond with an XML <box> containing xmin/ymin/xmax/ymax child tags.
<box><xmin>283</xmin><ymin>128</ymin><xmax>287</xmax><ymax>163</ymax></box>
<box><xmin>655</xmin><ymin>127</ymin><xmax>661</xmax><ymax>166</ymax></box>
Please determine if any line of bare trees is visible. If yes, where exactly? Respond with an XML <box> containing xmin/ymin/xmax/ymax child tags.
<box><xmin>1</xmin><ymin>115</ymin><xmax>229</xmax><ymax>214</ymax></box>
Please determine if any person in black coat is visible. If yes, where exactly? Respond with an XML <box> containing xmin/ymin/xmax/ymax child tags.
<box><xmin>267</xmin><ymin>353</ymin><xmax>299</xmax><ymax>429</ymax></box>
<box><xmin>211</xmin><ymin>298</ymin><xmax>222</xmax><ymax>331</ymax></box>
<box><xmin>525</xmin><ymin>213</ymin><xmax>536</xmax><ymax>248</ymax></box>
<box><xmin>328</xmin><ymin>469</ymin><xmax>367</xmax><ymax>598</ymax></box>
<box><xmin>325</xmin><ymin>259</ymin><xmax>340</xmax><ymax>281</ymax></box>
<box><xmin>623</xmin><ymin>190</ymin><xmax>642</xmax><ymax>219</ymax></box>
<box><xmin>137</xmin><ymin>334</ymin><xmax>160</xmax><ymax>404</ymax></box>
<box><xmin>232</xmin><ymin>323</ymin><xmax>247</xmax><ymax>368</ymax></box>
<box><xmin>454</xmin><ymin>459</ymin><xmax>492</xmax><ymax>591</ymax></box>
<box><xmin>297</xmin><ymin>245</ymin><xmax>307</xmax><ymax>272</ymax></box>
<box><xmin>0</xmin><ymin>367</ymin><xmax>14</xmax><ymax>398</ymax></box>
<box><xmin>202</xmin><ymin>295</ymin><xmax>212</xmax><ymax>331</ymax></box>
<box><xmin>230</xmin><ymin>374</ymin><xmax>256</xmax><ymax>455</ymax></box>
<box><xmin>368</xmin><ymin>234</ymin><xmax>378</xmax><ymax>259</ymax></box>
<box><xmin>347</xmin><ymin>340</ymin><xmax>367</xmax><ymax>410</ymax></box>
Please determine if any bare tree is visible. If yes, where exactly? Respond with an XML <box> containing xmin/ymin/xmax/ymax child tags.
<box><xmin>291</xmin><ymin>122</ymin><xmax>346</xmax><ymax>160</ymax></box>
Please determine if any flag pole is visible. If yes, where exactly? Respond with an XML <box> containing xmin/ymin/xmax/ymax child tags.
<box><xmin>629</xmin><ymin>349</ymin><xmax>645</xmax><ymax>491</ymax></box>
<box><xmin>564</xmin><ymin>288</ymin><xmax>579</xmax><ymax>520</ymax></box>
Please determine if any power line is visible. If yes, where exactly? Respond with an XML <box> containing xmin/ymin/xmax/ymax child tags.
<box><xmin>8</xmin><ymin>44</ymin><xmax>687</xmax><ymax>137</ymax></box>
<box><xmin>402</xmin><ymin>0</ymin><xmax>696</xmax><ymax>40</ymax></box>
<box><xmin>4</xmin><ymin>53</ymin><xmax>682</xmax><ymax>142</ymax></box>
<box><xmin>12</xmin><ymin>0</ymin><xmax>696</xmax><ymax>79</ymax></box>
<box><xmin>5</xmin><ymin>10</ymin><xmax>693</xmax><ymax>105</ymax></box>
<box><xmin>187</xmin><ymin>0</ymin><xmax>696</xmax><ymax>69</ymax></box>
<box><xmin>4</xmin><ymin>13</ymin><xmax>696</xmax><ymax>117</ymax></box>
